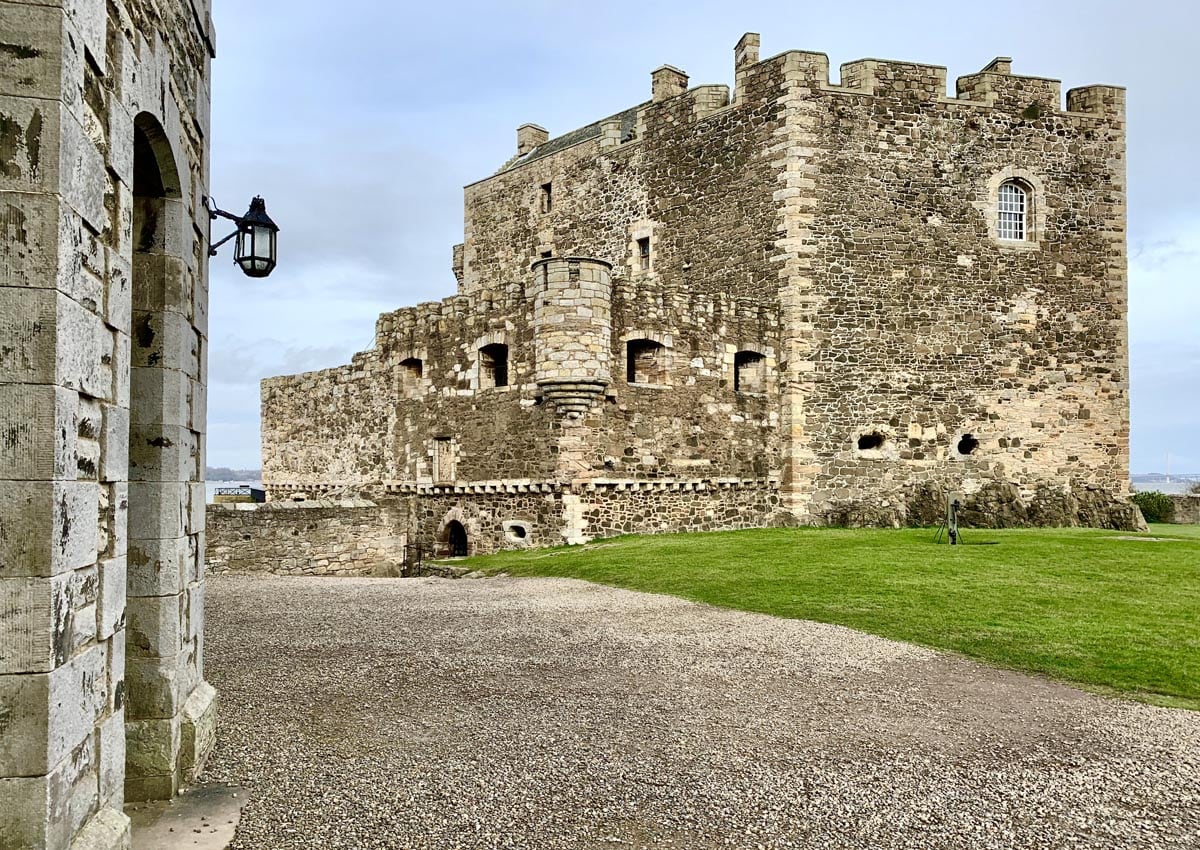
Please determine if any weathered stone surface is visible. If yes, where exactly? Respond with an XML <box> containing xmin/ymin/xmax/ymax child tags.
<box><xmin>179</xmin><ymin>680</ymin><xmax>217</xmax><ymax>781</ymax></box>
<box><xmin>206</xmin><ymin>501</ymin><xmax>408</xmax><ymax>576</ymax></box>
<box><xmin>68</xmin><ymin>807</ymin><xmax>130</xmax><ymax>850</ymax></box>
<box><xmin>0</xmin><ymin>0</ymin><xmax>218</xmax><ymax>844</ymax></box>
<box><xmin>0</xmin><ymin>480</ymin><xmax>99</xmax><ymax>578</ymax></box>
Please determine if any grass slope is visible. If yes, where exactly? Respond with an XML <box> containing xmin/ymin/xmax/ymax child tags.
<box><xmin>458</xmin><ymin>525</ymin><xmax>1200</xmax><ymax>709</ymax></box>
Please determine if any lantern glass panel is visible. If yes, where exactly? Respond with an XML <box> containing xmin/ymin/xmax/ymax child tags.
<box><xmin>253</xmin><ymin>225</ymin><xmax>275</xmax><ymax>261</ymax></box>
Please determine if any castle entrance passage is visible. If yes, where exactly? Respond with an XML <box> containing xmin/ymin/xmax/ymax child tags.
<box><xmin>448</xmin><ymin>521</ymin><xmax>469</xmax><ymax>557</ymax></box>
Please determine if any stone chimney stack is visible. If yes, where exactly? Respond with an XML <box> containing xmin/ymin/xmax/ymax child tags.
<box><xmin>651</xmin><ymin>65</ymin><xmax>689</xmax><ymax>102</ymax></box>
<box><xmin>517</xmin><ymin>123</ymin><xmax>548</xmax><ymax>156</ymax></box>
<box><xmin>735</xmin><ymin>32</ymin><xmax>760</xmax><ymax>69</ymax></box>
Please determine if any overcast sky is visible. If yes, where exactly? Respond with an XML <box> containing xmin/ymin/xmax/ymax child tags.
<box><xmin>205</xmin><ymin>0</ymin><xmax>1199</xmax><ymax>475</ymax></box>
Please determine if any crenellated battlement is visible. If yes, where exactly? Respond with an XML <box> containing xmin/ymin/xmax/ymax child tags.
<box><xmin>495</xmin><ymin>35</ymin><xmax>1124</xmax><ymax>178</ymax></box>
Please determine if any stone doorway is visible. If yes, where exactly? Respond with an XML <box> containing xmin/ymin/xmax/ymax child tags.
<box><xmin>447</xmin><ymin>521</ymin><xmax>469</xmax><ymax>557</ymax></box>
<box><xmin>126</xmin><ymin>113</ymin><xmax>202</xmax><ymax>802</ymax></box>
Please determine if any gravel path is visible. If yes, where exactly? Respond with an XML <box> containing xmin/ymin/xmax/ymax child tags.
<box><xmin>202</xmin><ymin>575</ymin><xmax>1200</xmax><ymax>849</ymax></box>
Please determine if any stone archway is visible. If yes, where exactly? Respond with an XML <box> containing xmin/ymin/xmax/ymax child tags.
<box><xmin>447</xmin><ymin>520</ymin><xmax>469</xmax><ymax>557</ymax></box>
<box><xmin>125</xmin><ymin>112</ymin><xmax>208</xmax><ymax>802</ymax></box>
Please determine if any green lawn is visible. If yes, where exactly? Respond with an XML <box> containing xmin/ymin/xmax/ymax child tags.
<box><xmin>455</xmin><ymin>524</ymin><xmax>1200</xmax><ymax>709</ymax></box>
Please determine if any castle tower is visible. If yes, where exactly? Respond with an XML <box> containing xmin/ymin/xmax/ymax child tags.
<box><xmin>529</xmin><ymin>257</ymin><xmax>613</xmax><ymax>417</ymax></box>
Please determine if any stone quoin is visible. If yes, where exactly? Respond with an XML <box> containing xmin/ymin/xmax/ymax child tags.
<box><xmin>260</xmin><ymin>33</ymin><xmax>1137</xmax><ymax>557</ymax></box>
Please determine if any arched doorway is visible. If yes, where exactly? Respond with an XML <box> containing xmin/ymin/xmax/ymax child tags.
<box><xmin>126</xmin><ymin>112</ymin><xmax>193</xmax><ymax>801</ymax></box>
<box><xmin>447</xmin><ymin>520</ymin><xmax>469</xmax><ymax>557</ymax></box>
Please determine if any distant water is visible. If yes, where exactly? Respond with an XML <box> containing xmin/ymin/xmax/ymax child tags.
<box><xmin>1131</xmin><ymin>481</ymin><xmax>1197</xmax><ymax>495</ymax></box>
<box><xmin>205</xmin><ymin>480</ymin><xmax>263</xmax><ymax>503</ymax></box>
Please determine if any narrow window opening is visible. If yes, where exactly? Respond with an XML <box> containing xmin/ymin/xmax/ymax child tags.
<box><xmin>540</xmin><ymin>182</ymin><xmax>553</xmax><ymax>213</ymax></box>
<box><xmin>479</xmin><ymin>343</ymin><xmax>509</xmax><ymax>389</ymax></box>
<box><xmin>997</xmin><ymin>180</ymin><xmax>1029</xmax><ymax>241</ymax></box>
<box><xmin>636</xmin><ymin>237</ymin><xmax>651</xmax><ymax>271</ymax></box>
<box><xmin>399</xmin><ymin>357</ymin><xmax>423</xmax><ymax>397</ymax></box>
<box><xmin>540</xmin><ymin>250</ymin><xmax>552</xmax><ymax>259</ymax></box>
<box><xmin>434</xmin><ymin>437</ymin><xmax>456</xmax><ymax>483</ymax></box>
<box><xmin>734</xmin><ymin>350</ymin><xmax>766</xmax><ymax>393</ymax></box>
<box><xmin>626</xmin><ymin>339</ymin><xmax>668</xmax><ymax>385</ymax></box>
<box><xmin>957</xmin><ymin>434</ymin><xmax>980</xmax><ymax>455</ymax></box>
<box><xmin>857</xmin><ymin>432</ymin><xmax>885</xmax><ymax>451</ymax></box>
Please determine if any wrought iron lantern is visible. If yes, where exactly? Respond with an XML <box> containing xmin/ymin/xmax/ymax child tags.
<box><xmin>204</xmin><ymin>195</ymin><xmax>279</xmax><ymax>278</ymax></box>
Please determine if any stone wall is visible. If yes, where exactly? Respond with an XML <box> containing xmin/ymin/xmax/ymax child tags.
<box><xmin>397</xmin><ymin>478</ymin><xmax>780</xmax><ymax>556</ymax></box>
<box><xmin>1</xmin><ymin>2</ymin><xmax>217</xmax><ymax>848</ymax></box>
<box><xmin>1167</xmin><ymin>494</ymin><xmax>1200</xmax><ymax>525</ymax></box>
<box><xmin>260</xmin><ymin>33</ymin><xmax>1133</xmax><ymax>539</ymax></box>
<box><xmin>778</xmin><ymin>52</ymin><xmax>1130</xmax><ymax>526</ymax></box>
<box><xmin>206</xmin><ymin>501</ymin><xmax>407</xmax><ymax>576</ymax></box>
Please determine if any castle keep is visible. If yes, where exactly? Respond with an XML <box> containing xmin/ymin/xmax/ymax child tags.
<box><xmin>262</xmin><ymin>34</ymin><xmax>1136</xmax><ymax>556</ymax></box>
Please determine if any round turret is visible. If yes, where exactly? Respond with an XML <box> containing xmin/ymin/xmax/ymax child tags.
<box><xmin>529</xmin><ymin>257</ymin><xmax>613</xmax><ymax>417</ymax></box>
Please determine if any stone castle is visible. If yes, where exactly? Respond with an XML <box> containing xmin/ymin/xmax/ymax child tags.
<box><xmin>2</xmin><ymin>1</ymin><xmax>217</xmax><ymax>847</ymax></box>
<box><xmin>262</xmin><ymin>33</ymin><xmax>1138</xmax><ymax>557</ymax></box>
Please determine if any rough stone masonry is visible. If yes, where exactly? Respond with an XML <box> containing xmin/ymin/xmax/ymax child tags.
<box><xmin>1</xmin><ymin>2</ymin><xmax>218</xmax><ymax>849</ymax></box>
<box><xmin>260</xmin><ymin>33</ymin><xmax>1138</xmax><ymax>557</ymax></box>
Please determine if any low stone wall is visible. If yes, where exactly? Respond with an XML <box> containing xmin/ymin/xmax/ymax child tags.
<box><xmin>1168</xmin><ymin>494</ymin><xmax>1200</xmax><ymax>524</ymax></box>
<box><xmin>400</xmin><ymin>478</ymin><xmax>782</xmax><ymax>556</ymax></box>
<box><xmin>206</xmin><ymin>500</ymin><xmax>407</xmax><ymax>576</ymax></box>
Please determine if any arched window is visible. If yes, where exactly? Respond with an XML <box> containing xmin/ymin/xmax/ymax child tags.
<box><xmin>479</xmin><ymin>343</ymin><xmax>509</xmax><ymax>388</ymax></box>
<box><xmin>626</xmin><ymin>339</ymin><xmax>668</xmax><ymax>385</ymax></box>
<box><xmin>734</xmin><ymin>350</ymin><xmax>766</xmax><ymax>393</ymax></box>
<box><xmin>997</xmin><ymin>180</ymin><xmax>1029</xmax><ymax>241</ymax></box>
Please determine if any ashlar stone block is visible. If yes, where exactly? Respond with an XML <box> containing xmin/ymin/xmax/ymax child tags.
<box><xmin>0</xmin><ymin>641</ymin><xmax>106</xmax><ymax>776</ymax></box>
<box><xmin>0</xmin><ymin>729</ymin><xmax>101</xmax><ymax>849</ymax></box>
<box><xmin>124</xmin><ymin>715</ymin><xmax>180</xmax><ymax>801</ymax></box>
<box><xmin>128</xmin><ymin>423</ymin><xmax>198</xmax><ymax>483</ymax></box>
<box><xmin>126</xmin><ymin>535</ymin><xmax>187</xmax><ymax>597</ymax></box>
<box><xmin>130</xmin><ymin>254</ymin><xmax>190</xmax><ymax>316</ymax></box>
<box><xmin>126</xmin><ymin>482</ymin><xmax>187</xmax><ymax>541</ymax></box>
<box><xmin>104</xmin><ymin>246</ymin><xmax>133</xmax><ymax>335</ymax></box>
<box><xmin>0</xmin><ymin>480</ymin><xmax>99</xmax><ymax>577</ymax></box>
<box><xmin>97</xmin><ymin>556</ymin><xmax>125</xmax><ymax>639</ymax></box>
<box><xmin>99</xmin><ymin>403</ymin><xmax>129</xmax><ymax>484</ymax></box>
<box><xmin>68</xmin><ymin>808</ymin><xmax>130</xmax><ymax>850</ymax></box>
<box><xmin>125</xmin><ymin>593</ymin><xmax>182</xmax><ymax>659</ymax></box>
<box><xmin>129</xmin><ymin>366</ymin><xmax>191</xmax><ymax>428</ymax></box>
<box><xmin>180</xmin><ymin>680</ymin><xmax>217</xmax><ymax>780</ymax></box>
<box><xmin>131</xmin><ymin>308</ymin><xmax>199</xmax><ymax>377</ymax></box>
<box><xmin>0</xmin><ymin>95</ymin><xmax>107</xmax><ymax>231</ymax></box>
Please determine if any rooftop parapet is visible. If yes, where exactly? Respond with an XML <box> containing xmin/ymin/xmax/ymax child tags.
<box><xmin>955</xmin><ymin>57</ymin><xmax>1060</xmax><ymax>110</ymax></box>
<box><xmin>839</xmin><ymin>58</ymin><xmax>948</xmax><ymax>101</ymax></box>
<box><xmin>735</xmin><ymin>33</ymin><xmax>760</xmax><ymax>70</ymax></box>
<box><xmin>1065</xmin><ymin>84</ymin><xmax>1126</xmax><ymax>120</ymax></box>
<box><xmin>652</xmin><ymin>65</ymin><xmax>689</xmax><ymax>102</ymax></box>
<box><xmin>488</xmin><ymin>36</ymin><xmax>1124</xmax><ymax>178</ymax></box>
